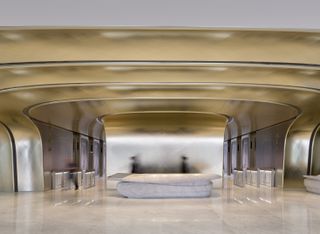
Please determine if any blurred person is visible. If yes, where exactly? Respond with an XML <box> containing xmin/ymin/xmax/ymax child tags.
<box><xmin>130</xmin><ymin>156</ymin><xmax>140</xmax><ymax>173</ymax></box>
<box><xmin>181</xmin><ymin>155</ymin><xmax>190</xmax><ymax>173</ymax></box>
<box><xmin>67</xmin><ymin>159</ymin><xmax>79</xmax><ymax>190</ymax></box>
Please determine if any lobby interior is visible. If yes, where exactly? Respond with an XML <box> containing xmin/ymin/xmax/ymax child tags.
<box><xmin>0</xmin><ymin>27</ymin><xmax>320</xmax><ymax>233</ymax></box>
<box><xmin>1</xmin><ymin>2</ymin><xmax>320</xmax><ymax>233</ymax></box>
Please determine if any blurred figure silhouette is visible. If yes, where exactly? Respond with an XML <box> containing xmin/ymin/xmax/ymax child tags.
<box><xmin>181</xmin><ymin>156</ymin><xmax>190</xmax><ymax>173</ymax></box>
<box><xmin>67</xmin><ymin>159</ymin><xmax>79</xmax><ymax>190</ymax></box>
<box><xmin>130</xmin><ymin>156</ymin><xmax>140</xmax><ymax>173</ymax></box>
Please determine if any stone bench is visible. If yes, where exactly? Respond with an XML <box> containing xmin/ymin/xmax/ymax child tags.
<box><xmin>304</xmin><ymin>175</ymin><xmax>320</xmax><ymax>194</ymax></box>
<box><xmin>116</xmin><ymin>173</ymin><xmax>220</xmax><ymax>198</ymax></box>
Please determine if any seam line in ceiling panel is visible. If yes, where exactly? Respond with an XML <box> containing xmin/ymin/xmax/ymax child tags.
<box><xmin>1</xmin><ymin>60</ymin><xmax>320</xmax><ymax>68</ymax></box>
<box><xmin>1</xmin><ymin>82</ymin><xmax>320</xmax><ymax>94</ymax></box>
<box><xmin>24</xmin><ymin>97</ymin><xmax>301</xmax><ymax>113</ymax></box>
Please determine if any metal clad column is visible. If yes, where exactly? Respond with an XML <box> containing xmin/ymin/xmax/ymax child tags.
<box><xmin>241</xmin><ymin>135</ymin><xmax>250</xmax><ymax>170</ymax></box>
<box><xmin>8</xmin><ymin>116</ymin><xmax>44</xmax><ymax>191</ymax></box>
<box><xmin>93</xmin><ymin>139</ymin><xmax>100</xmax><ymax>176</ymax></box>
<box><xmin>0</xmin><ymin>122</ymin><xmax>15</xmax><ymax>192</ymax></box>
<box><xmin>231</xmin><ymin>138</ymin><xmax>238</xmax><ymax>172</ymax></box>
<box><xmin>311</xmin><ymin>125</ymin><xmax>320</xmax><ymax>175</ymax></box>
<box><xmin>80</xmin><ymin>135</ymin><xmax>89</xmax><ymax>171</ymax></box>
<box><xmin>284</xmin><ymin>125</ymin><xmax>311</xmax><ymax>188</ymax></box>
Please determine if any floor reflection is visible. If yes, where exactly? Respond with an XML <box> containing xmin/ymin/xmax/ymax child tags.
<box><xmin>0</xmin><ymin>179</ymin><xmax>319</xmax><ymax>234</ymax></box>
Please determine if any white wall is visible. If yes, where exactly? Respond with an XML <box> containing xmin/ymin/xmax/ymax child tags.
<box><xmin>1</xmin><ymin>0</ymin><xmax>320</xmax><ymax>29</ymax></box>
<box><xmin>106</xmin><ymin>134</ymin><xmax>224</xmax><ymax>176</ymax></box>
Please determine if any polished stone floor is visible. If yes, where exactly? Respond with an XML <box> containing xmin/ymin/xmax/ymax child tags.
<box><xmin>0</xmin><ymin>180</ymin><xmax>320</xmax><ymax>234</ymax></box>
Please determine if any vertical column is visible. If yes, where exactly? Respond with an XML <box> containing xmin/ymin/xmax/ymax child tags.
<box><xmin>6</xmin><ymin>116</ymin><xmax>44</xmax><ymax>191</ymax></box>
<box><xmin>102</xmin><ymin>141</ymin><xmax>106</xmax><ymax>179</ymax></box>
<box><xmin>223</xmin><ymin>140</ymin><xmax>232</xmax><ymax>175</ymax></box>
<box><xmin>0</xmin><ymin>122</ymin><xmax>15</xmax><ymax>192</ymax></box>
<box><xmin>93</xmin><ymin>139</ymin><xmax>100</xmax><ymax>176</ymax></box>
<box><xmin>73</xmin><ymin>132</ymin><xmax>80</xmax><ymax>166</ymax></box>
<box><xmin>223</xmin><ymin>141</ymin><xmax>229</xmax><ymax>175</ymax></box>
<box><xmin>249</xmin><ymin>132</ymin><xmax>256</xmax><ymax>168</ymax></box>
<box><xmin>310</xmin><ymin>125</ymin><xmax>320</xmax><ymax>175</ymax></box>
<box><xmin>284</xmin><ymin>129</ymin><xmax>312</xmax><ymax>187</ymax></box>
<box><xmin>79</xmin><ymin>135</ymin><xmax>89</xmax><ymax>171</ymax></box>
<box><xmin>236</xmin><ymin>137</ymin><xmax>242</xmax><ymax>169</ymax></box>
<box><xmin>231</xmin><ymin>138</ymin><xmax>238</xmax><ymax>172</ymax></box>
<box><xmin>241</xmin><ymin>135</ymin><xmax>250</xmax><ymax>170</ymax></box>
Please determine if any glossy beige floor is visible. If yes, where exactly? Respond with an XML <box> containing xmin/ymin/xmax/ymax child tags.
<box><xmin>0</xmin><ymin>179</ymin><xmax>320</xmax><ymax>234</ymax></box>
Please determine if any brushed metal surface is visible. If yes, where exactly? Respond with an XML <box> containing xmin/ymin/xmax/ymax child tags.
<box><xmin>231</xmin><ymin>138</ymin><xmax>240</xmax><ymax>171</ymax></box>
<box><xmin>6</xmin><ymin>116</ymin><xmax>44</xmax><ymax>191</ymax></box>
<box><xmin>92</xmin><ymin>139</ymin><xmax>100</xmax><ymax>176</ymax></box>
<box><xmin>79</xmin><ymin>135</ymin><xmax>89</xmax><ymax>171</ymax></box>
<box><xmin>223</xmin><ymin>141</ymin><xmax>231</xmax><ymax>175</ymax></box>
<box><xmin>0</xmin><ymin>122</ymin><xmax>15</xmax><ymax>192</ymax></box>
<box><xmin>256</xmin><ymin>120</ymin><xmax>293</xmax><ymax>187</ymax></box>
<box><xmin>34</xmin><ymin>120</ymin><xmax>74</xmax><ymax>190</ymax></box>
<box><xmin>241</xmin><ymin>135</ymin><xmax>250</xmax><ymax>169</ymax></box>
<box><xmin>310</xmin><ymin>125</ymin><xmax>320</xmax><ymax>175</ymax></box>
<box><xmin>249</xmin><ymin>132</ymin><xmax>256</xmax><ymax>169</ymax></box>
<box><xmin>102</xmin><ymin>141</ymin><xmax>106</xmax><ymax>179</ymax></box>
<box><xmin>284</xmin><ymin>129</ymin><xmax>311</xmax><ymax>188</ymax></box>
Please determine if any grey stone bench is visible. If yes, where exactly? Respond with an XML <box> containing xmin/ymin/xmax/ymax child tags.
<box><xmin>304</xmin><ymin>175</ymin><xmax>320</xmax><ymax>194</ymax></box>
<box><xmin>116</xmin><ymin>173</ymin><xmax>220</xmax><ymax>198</ymax></box>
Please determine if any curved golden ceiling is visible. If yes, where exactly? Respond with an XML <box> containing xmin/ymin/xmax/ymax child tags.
<box><xmin>0</xmin><ymin>28</ymin><xmax>319</xmax><ymax>139</ymax></box>
<box><xmin>1</xmin><ymin>28</ymin><xmax>320</xmax><ymax>63</ymax></box>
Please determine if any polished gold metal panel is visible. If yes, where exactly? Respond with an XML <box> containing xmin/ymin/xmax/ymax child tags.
<box><xmin>1</xmin><ymin>28</ymin><xmax>320</xmax><ymax>64</ymax></box>
<box><xmin>102</xmin><ymin>112</ymin><xmax>226</xmax><ymax>135</ymax></box>
<box><xmin>0</xmin><ymin>64</ymin><xmax>320</xmax><ymax>90</ymax></box>
<box><xmin>25</xmin><ymin>91</ymin><xmax>299</xmax><ymax>139</ymax></box>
